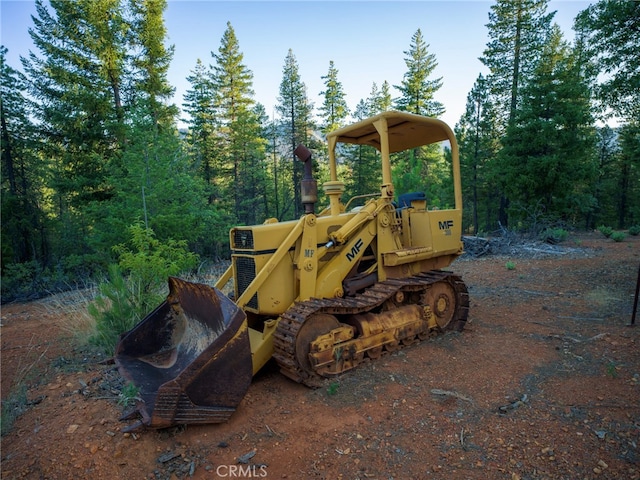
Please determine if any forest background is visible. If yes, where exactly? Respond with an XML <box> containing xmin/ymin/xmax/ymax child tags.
<box><xmin>1</xmin><ymin>0</ymin><xmax>639</xmax><ymax>305</ymax></box>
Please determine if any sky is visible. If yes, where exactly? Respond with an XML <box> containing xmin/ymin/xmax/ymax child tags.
<box><xmin>1</xmin><ymin>0</ymin><xmax>592</xmax><ymax>129</ymax></box>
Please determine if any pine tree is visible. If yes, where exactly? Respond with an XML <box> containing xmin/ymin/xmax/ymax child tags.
<box><xmin>481</xmin><ymin>0</ymin><xmax>555</xmax><ymax>128</ymax></box>
<box><xmin>457</xmin><ymin>73</ymin><xmax>501</xmax><ymax>233</ymax></box>
<box><xmin>343</xmin><ymin>84</ymin><xmax>387</xmax><ymax>200</ymax></box>
<box><xmin>614</xmin><ymin>123</ymin><xmax>640</xmax><ymax>228</ymax></box>
<box><xmin>85</xmin><ymin>0</ymin><xmax>128</xmax><ymax>140</ymax></box>
<box><xmin>209</xmin><ymin>22</ymin><xmax>267</xmax><ymax>226</ymax></box>
<box><xmin>370</xmin><ymin>81</ymin><xmax>393</xmax><ymax>115</ymax></box>
<box><xmin>392</xmin><ymin>29</ymin><xmax>447</xmax><ymax>202</ymax></box>
<box><xmin>589</xmin><ymin>126</ymin><xmax>618</xmax><ymax>228</ymax></box>
<box><xmin>21</xmin><ymin>0</ymin><xmax>128</xmax><ymax>261</ymax></box>
<box><xmin>92</xmin><ymin>0</ymin><xmax>208</xmax><ymax>257</ymax></box>
<box><xmin>498</xmin><ymin>26</ymin><xmax>597</xmax><ymax>229</ymax></box>
<box><xmin>394</xmin><ymin>29</ymin><xmax>444</xmax><ymax>117</ymax></box>
<box><xmin>183</xmin><ymin>59</ymin><xmax>217</xmax><ymax>198</ymax></box>
<box><xmin>574</xmin><ymin>0</ymin><xmax>640</xmax><ymax>229</ymax></box>
<box><xmin>1</xmin><ymin>47</ymin><xmax>48</xmax><ymax>267</ymax></box>
<box><xmin>480</xmin><ymin>0</ymin><xmax>555</xmax><ymax>227</ymax></box>
<box><xmin>99</xmin><ymin>106</ymin><xmax>208</xmax><ymax>249</ymax></box>
<box><xmin>354</xmin><ymin>81</ymin><xmax>393</xmax><ymax>120</ymax></box>
<box><xmin>318</xmin><ymin>61</ymin><xmax>349</xmax><ymax>134</ymax></box>
<box><xmin>127</xmin><ymin>0</ymin><xmax>178</xmax><ymax>127</ymax></box>
<box><xmin>235</xmin><ymin>104</ymin><xmax>270</xmax><ymax>225</ymax></box>
<box><xmin>575</xmin><ymin>0</ymin><xmax>640</xmax><ymax>122</ymax></box>
<box><xmin>276</xmin><ymin>49</ymin><xmax>315</xmax><ymax>219</ymax></box>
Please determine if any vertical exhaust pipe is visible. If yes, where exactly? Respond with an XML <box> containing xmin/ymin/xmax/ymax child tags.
<box><xmin>295</xmin><ymin>144</ymin><xmax>317</xmax><ymax>214</ymax></box>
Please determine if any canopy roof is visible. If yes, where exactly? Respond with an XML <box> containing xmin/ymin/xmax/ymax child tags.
<box><xmin>326</xmin><ymin>110</ymin><xmax>455</xmax><ymax>153</ymax></box>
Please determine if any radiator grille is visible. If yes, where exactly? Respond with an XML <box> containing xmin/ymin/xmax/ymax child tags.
<box><xmin>234</xmin><ymin>256</ymin><xmax>258</xmax><ymax>309</ymax></box>
<box><xmin>233</xmin><ymin>229</ymin><xmax>254</xmax><ymax>249</ymax></box>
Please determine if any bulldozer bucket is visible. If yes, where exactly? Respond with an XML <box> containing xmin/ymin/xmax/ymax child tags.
<box><xmin>114</xmin><ymin>277</ymin><xmax>252</xmax><ymax>430</ymax></box>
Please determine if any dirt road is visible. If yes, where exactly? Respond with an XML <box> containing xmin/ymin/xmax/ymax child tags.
<box><xmin>1</xmin><ymin>232</ymin><xmax>638</xmax><ymax>479</ymax></box>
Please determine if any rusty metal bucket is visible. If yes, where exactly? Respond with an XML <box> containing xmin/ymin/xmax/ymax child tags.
<box><xmin>114</xmin><ymin>277</ymin><xmax>251</xmax><ymax>431</ymax></box>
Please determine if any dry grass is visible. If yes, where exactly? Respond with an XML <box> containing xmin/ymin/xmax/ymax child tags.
<box><xmin>37</xmin><ymin>262</ymin><xmax>233</xmax><ymax>348</ymax></box>
<box><xmin>40</xmin><ymin>286</ymin><xmax>99</xmax><ymax>346</ymax></box>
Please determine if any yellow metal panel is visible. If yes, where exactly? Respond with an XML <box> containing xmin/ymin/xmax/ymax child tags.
<box><xmin>298</xmin><ymin>215</ymin><xmax>319</xmax><ymax>301</ymax></box>
<box><xmin>428</xmin><ymin>209</ymin><xmax>463</xmax><ymax>256</ymax></box>
<box><xmin>231</xmin><ymin>220</ymin><xmax>298</xmax><ymax>251</ymax></box>
<box><xmin>382</xmin><ymin>247</ymin><xmax>434</xmax><ymax>267</ymax></box>
<box><xmin>234</xmin><ymin>252</ymin><xmax>295</xmax><ymax>315</ymax></box>
<box><xmin>406</xmin><ymin>210</ymin><xmax>433</xmax><ymax>248</ymax></box>
<box><xmin>248</xmin><ymin>319</ymin><xmax>278</xmax><ymax>375</ymax></box>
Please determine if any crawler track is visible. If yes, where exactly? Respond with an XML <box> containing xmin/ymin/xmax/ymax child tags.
<box><xmin>273</xmin><ymin>271</ymin><xmax>469</xmax><ymax>386</ymax></box>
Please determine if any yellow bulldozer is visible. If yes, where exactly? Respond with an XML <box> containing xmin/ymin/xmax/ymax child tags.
<box><xmin>115</xmin><ymin>110</ymin><xmax>469</xmax><ymax>431</ymax></box>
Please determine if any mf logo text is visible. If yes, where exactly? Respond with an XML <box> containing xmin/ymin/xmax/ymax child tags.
<box><xmin>438</xmin><ymin>220</ymin><xmax>454</xmax><ymax>236</ymax></box>
<box><xmin>346</xmin><ymin>238</ymin><xmax>364</xmax><ymax>261</ymax></box>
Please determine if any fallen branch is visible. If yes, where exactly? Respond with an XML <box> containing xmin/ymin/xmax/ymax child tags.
<box><xmin>548</xmin><ymin>403</ymin><xmax>640</xmax><ymax>410</ymax></box>
<box><xmin>430</xmin><ymin>388</ymin><xmax>474</xmax><ymax>404</ymax></box>
<box><xmin>548</xmin><ymin>333</ymin><xmax>609</xmax><ymax>343</ymax></box>
<box><xmin>558</xmin><ymin>315</ymin><xmax>605</xmax><ymax>322</ymax></box>
<box><xmin>498</xmin><ymin>394</ymin><xmax>529</xmax><ymax>413</ymax></box>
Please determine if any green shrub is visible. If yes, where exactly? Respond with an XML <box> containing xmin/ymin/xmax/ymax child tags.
<box><xmin>327</xmin><ymin>382</ymin><xmax>340</xmax><ymax>396</ymax></box>
<box><xmin>628</xmin><ymin>225</ymin><xmax>640</xmax><ymax>236</ymax></box>
<box><xmin>505</xmin><ymin>261</ymin><xmax>516</xmax><ymax>270</ymax></box>
<box><xmin>88</xmin><ymin>265</ymin><xmax>141</xmax><ymax>353</ymax></box>
<box><xmin>88</xmin><ymin>224</ymin><xmax>199</xmax><ymax>354</ymax></box>
<box><xmin>1</xmin><ymin>385</ymin><xmax>28</xmax><ymax>436</ymax></box>
<box><xmin>540</xmin><ymin>227</ymin><xmax>568</xmax><ymax>244</ymax></box>
<box><xmin>1</xmin><ymin>254</ymin><xmax>105</xmax><ymax>303</ymax></box>
<box><xmin>611</xmin><ymin>231</ymin><xmax>625</xmax><ymax>242</ymax></box>
<box><xmin>0</xmin><ymin>261</ymin><xmax>39</xmax><ymax>301</ymax></box>
<box><xmin>597</xmin><ymin>225</ymin><xmax>613</xmax><ymax>238</ymax></box>
<box><xmin>118</xmin><ymin>382</ymin><xmax>141</xmax><ymax>407</ymax></box>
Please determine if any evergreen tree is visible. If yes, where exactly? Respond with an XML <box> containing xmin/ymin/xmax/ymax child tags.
<box><xmin>1</xmin><ymin>47</ymin><xmax>48</xmax><ymax>268</ymax></box>
<box><xmin>276</xmin><ymin>49</ymin><xmax>315</xmax><ymax>219</ymax></box>
<box><xmin>480</xmin><ymin>0</ymin><xmax>555</xmax><ymax>227</ymax></box>
<box><xmin>21</xmin><ymin>0</ymin><xmax>128</xmax><ymax>262</ymax></box>
<box><xmin>342</xmin><ymin>142</ymin><xmax>381</xmax><ymax>200</ymax></box>
<box><xmin>355</xmin><ymin>81</ymin><xmax>393</xmax><ymax>120</ymax></box>
<box><xmin>456</xmin><ymin>73</ymin><xmax>501</xmax><ymax>234</ymax></box>
<box><xmin>353</xmin><ymin>98</ymin><xmax>369</xmax><ymax>121</ymax></box>
<box><xmin>318</xmin><ymin>60</ymin><xmax>349</xmax><ymax>134</ymax></box>
<box><xmin>90</xmin><ymin>0</ymin><xmax>208</xmax><ymax>256</ymax></box>
<box><xmin>574</xmin><ymin>0</ymin><xmax>640</xmax><ymax>229</ymax></box>
<box><xmin>238</xmin><ymin>103</ymin><xmax>270</xmax><ymax>225</ymax></box>
<box><xmin>370</xmin><ymin>81</ymin><xmax>393</xmax><ymax>115</ymax></box>
<box><xmin>263</xmin><ymin>115</ymin><xmax>283</xmax><ymax>220</ymax></box>
<box><xmin>498</xmin><ymin>26</ymin><xmax>597</xmax><ymax>230</ymax></box>
<box><xmin>182</xmin><ymin>55</ymin><xmax>229</xmax><ymax>247</ymax></box>
<box><xmin>183</xmin><ymin>58</ymin><xmax>217</xmax><ymax>200</ymax></box>
<box><xmin>98</xmin><ymin>104</ymin><xmax>209</xmax><ymax>253</ymax></box>
<box><xmin>394</xmin><ymin>29</ymin><xmax>444</xmax><ymax>117</ymax></box>
<box><xmin>209</xmin><ymin>22</ymin><xmax>267</xmax><ymax>227</ymax></box>
<box><xmin>589</xmin><ymin>126</ymin><xmax>618</xmax><ymax>228</ymax></box>
<box><xmin>481</xmin><ymin>0</ymin><xmax>555</xmax><ymax>128</ymax></box>
<box><xmin>344</xmin><ymin>84</ymin><xmax>388</xmax><ymax>200</ymax></box>
<box><xmin>127</xmin><ymin>0</ymin><xmax>178</xmax><ymax>127</ymax></box>
<box><xmin>614</xmin><ymin>122</ymin><xmax>640</xmax><ymax>228</ymax></box>
<box><xmin>575</xmin><ymin>0</ymin><xmax>640</xmax><ymax>122</ymax></box>
<box><xmin>392</xmin><ymin>29</ymin><xmax>448</xmax><ymax>202</ymax></box>
<box><xmin>590</xmin><ymin>123</ymin><xmax>640</xmax><ymax>230</ymax></box>
<box><xmin>85</xmin><ymin>0</ymin><xmax>128</xmax><ymax>141</ymax></box>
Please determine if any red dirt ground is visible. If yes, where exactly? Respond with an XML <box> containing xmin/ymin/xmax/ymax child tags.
<box><xmin>1</xmin><ymin>232</ymin><xmax>639</xmax><ymax>480</ymax></box>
